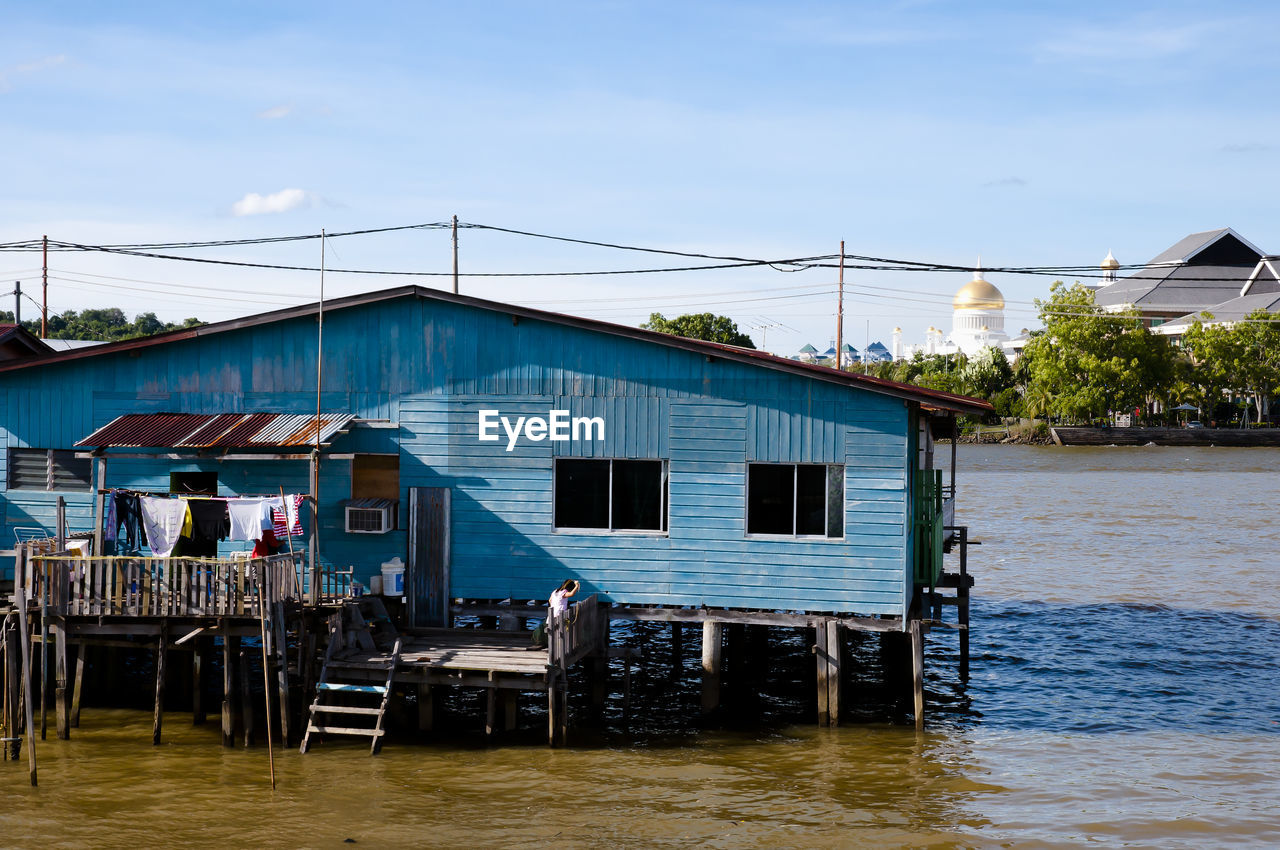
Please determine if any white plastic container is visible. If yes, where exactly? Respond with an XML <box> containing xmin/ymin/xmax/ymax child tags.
<box><xmin>380</xmin><ymin>557</ymin><xmax>405</xmax><ymax>597</ymax></box>
<box><xmin>369</xmin><ymin>574</ymin><xmax>384</xmax><ymax>595</ymax></box>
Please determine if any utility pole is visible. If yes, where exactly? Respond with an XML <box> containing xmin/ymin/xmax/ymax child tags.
<box><xmin>41</xmin><ymin>235</ymin><xmax>48</xmax><ymax>338</ymax></box>
<box><xmin>835</xmin><ymin>240</ymin><xmax>845</xmax><ymax>371</ymax></box>
<box><xmin>13</xmin><ymin>281</ymin><xmax>20</xmax><ymax>326</ymax></box>
<box><xmin>451</xmin><ymin>215</ymin><xmax>459</xmax><ymax>294</ymax></box>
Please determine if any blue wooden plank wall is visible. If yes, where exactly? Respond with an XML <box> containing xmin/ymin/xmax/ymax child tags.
<box><xmin>0</xmin><ymin>294</ymin><xmax>916</xmax><ymax>614</ymax></box>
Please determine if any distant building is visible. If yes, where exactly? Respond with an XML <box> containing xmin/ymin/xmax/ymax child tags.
<box><xmin>1093</xmin><ymin>228</ymin><xmax>1275</xmax><ymax>328</ymax></box>
<box><xmin>897</xmin><ymin>269</ymin><xmax>1010</xmax><ymax>360</ymax></box>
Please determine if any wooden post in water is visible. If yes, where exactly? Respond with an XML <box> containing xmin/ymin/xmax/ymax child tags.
<box><xmin>958</xmin><ymin>526</ymin><xmax>971</xmax><ymax>681</ymax></box>
<box><xmin>54</xmin><ymin>620</ymin><xmax>69</xmax><ymax>739</ymax></box>
<box><xmin>39</xmin><ymin>562</ymin><xmax>49</xmax><ymax>740</ymax></box>
<box><xmin>910</xmin><ymin>619</ymin><xmax>925</xmax><ymax>729</ymax></box>
<box><xmin>71</xmin><ymin>643</ymin><xmax>85</xmax><ymax>728</ymax></box>
<box><xmin>700</xmin><ymin>621</ymin><xmax>723</xmax><ymax>715</ymax></box>
<box><xmin>417</xmin><ymin>683</ymin><xmax>434</xmax><ymax>733</ymax></box>
<box><xmin>826</xmin><ymin>622</ymin><xmax>842</xmax><ymax>727</ymax></box>
<box><xmin>192</xmin><ymin>638</ymin><xmax>206</xmax><ymax>725</ymax></box>
<box><xmin>815</xmin><ymin>621</ymin><xmax>830</xmax><ymax>727</ymax></box>
<box><xmin>239</xmin><ymin>646</ymin><xmax>255</xmax><ymax>747</ymax></box>
<box><xmin>15</xmin><ymin>549</ymin><xmax>38</xmax><ymax>785</ymax></box>
<box><xmin>221</xmin><ymin>634</ymin><xmax>236</xmax><ymax>747</ymax></box>
<box><xmin>153</xmin><ymin>626</ymin><xmax>167</xmax><ymax>745</ymax></box>
<box><xmin>273</xmin><ymin>602</ymin><xmax>290</xmax><ymax>749</ymax></box>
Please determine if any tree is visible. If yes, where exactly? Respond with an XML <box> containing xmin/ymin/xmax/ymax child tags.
<box><xmin>1182</xmin><ymin>308</ymin><xmax>1280</xmax><ymax>425</ymax></box>
<box><xmin>641</xmin><ymin>312</ymin><xmax>755</xmax><ymax>348</ymax></box>
<box><xmin>959</xmin><ymin>345</ymin><xmax>1015</xmax><ymax>399</ymax></box>
<box><xmin>0</xmin><ymin>307</ymin><xmax>205</xmax><ymax>341</ymax></box>
<box><xmin>1020</xmin><ymin>282</ymin><xmax>1176</xmax><ymax>422</ymax></box>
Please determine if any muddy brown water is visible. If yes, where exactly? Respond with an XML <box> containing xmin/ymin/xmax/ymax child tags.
<box><xmin>2</xmin><ymin>445</ymin><xmax>1278</xmax><ymax>848</ymax></box>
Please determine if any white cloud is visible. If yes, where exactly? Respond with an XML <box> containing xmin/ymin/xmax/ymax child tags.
<box><xmin>257</xmin><ymin>104</ymin><xmax>292</xmax><ymax>119</ymax></box>
<box><xmin>231</xmin><ymin>188</ymin><xmax>312</xmax><ymax>216</ymax></box>
<box><xmin>0</xmin><ymin>54</ymin><xmax>67</xmax><ymax>91</ymax></box>
<box><xmin>1038</xmin><ymin>22</ymin><xmax>1221</xmax><ymax>63</ymax></box>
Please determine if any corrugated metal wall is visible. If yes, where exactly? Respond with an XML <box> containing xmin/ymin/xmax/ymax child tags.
<box><xmin>0</xmin><ymin>294</ymin><xmax>912</xmax><ymax>615</ymax></box>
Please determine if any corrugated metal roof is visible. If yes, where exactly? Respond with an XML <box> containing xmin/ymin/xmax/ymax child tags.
<box><xmin>76</xmin><ymin>412</ymin><xmax>357</xmax><ymax>448</ymax></box>
<box><xmin>0</xmin><ymin>284</ymin><xmax>992</xmax><ymax>415</ymax></box>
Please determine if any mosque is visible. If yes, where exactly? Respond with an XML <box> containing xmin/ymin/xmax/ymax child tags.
<box><xmin>893</xmin><ymin>269</ymin><xmax>1010</xmax><ymax>360</ymax></box>
<box><xmin>794</xmin><ymin>268</ymin><xmax>1013</xmax><ymax>365</ymax></box>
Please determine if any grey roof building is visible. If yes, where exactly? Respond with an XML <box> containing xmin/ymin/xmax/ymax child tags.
<box><xmin>1093</xmin><ymin>228</ymin><xmax>1269</xmax><ymax>326</ymax></box>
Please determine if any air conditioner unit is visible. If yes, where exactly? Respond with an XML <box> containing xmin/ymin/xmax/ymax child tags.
<box><xmin>344</xmin><ymin>499</ymin><xmax>396</xmax><ymax>534</ymax></box>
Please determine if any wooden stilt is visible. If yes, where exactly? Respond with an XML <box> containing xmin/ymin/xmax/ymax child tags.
<box><xmin>273</xmin><ymin>603</ymin><xmax>290</xmax><ymax>748</ymax></box>
<box><xmin>485</xmin><ymin>674</ymin><xmax>497</xmax><ymax>738</ymax></box>
<box><xmin>54</xmin><ymin>621</ymin><xmax>69</xmax><ymax>739</ymax></box>
<box><xmin>958</xmin><ymin>526</ymin><xmax>971</xmax><ymax>681</ymax></box>
<box><xmin>417</xmin><ymin>683</ymin><xmax>434</xmax><ymax>732</ymax></box>
<box><xmin>910</xmin><ymin>619</ymin><xmax>925</xmax><ymax>728</ymax></box>
<box><xmin>4</xmin><ymin>614</ymin><xmax>19</xmax><ymax>760</ymax></box>
<box><xmin>16</xmin><ymin>571</ymin><xmax>39</xmax><ymax>785</ymax></box>
<box><xmin>815</xmin><ymin>621</ymin><xmax>830</xmax><ymax>727</ymax></box>
<box><xmin>670</xmin><ymin>621</ymin><xmax>684</xmax><ymax>679</ymax></box>
<box><xmin>700</xmin><ymin>621</ymin><xmax>723</xmax><ymax>715</ymax></box>
<box><xmin>222</xmin><ymin>635</ymin><xmax>236</xmax><ymax>747</ymax></box>
<box><xmin>71</xmin><ymin>643</ymin><xmax>85</xmax><ymax>728</ymax></box>
<box><xmin>39</xmin><ymin>579</ymin><xmax>49</xmax><ymax>741</ymax></box>
<box><xmin>826</xmin><ymin>622</ymin><xmax>841</xmax><ymax>727</ymax></box>
<box><xmin>153</xmin><ymin>627</ymin><xmax>167</xmax><ymax>745</ymax></box>
<box><xmin>239</xmin><ymin>647</ymin><xmax>255</xmax><ymax>747</ymax></box>
<box><xmin>192</xmin><ymin>638</ymin><xmax>206</xmax><ymax>725</ymax></box>
<box><xmin>503</xmin><ymin>690</ymin><xmax>517</xmax><ymax>732</ymax></box>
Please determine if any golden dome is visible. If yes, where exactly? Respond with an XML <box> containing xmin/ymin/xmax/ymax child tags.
<box><xmin>953</xmin><ymin>272</ymin><xmax>1005</xmax><ymax>310</ymax></box>
<box><xmin>1101</xmin><ymin>250</ymin><xmax>1120</xmax><ymax>270</ymax></box>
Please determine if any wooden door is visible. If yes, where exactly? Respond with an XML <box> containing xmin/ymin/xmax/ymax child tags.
<box><xmin>407</xmin><ymin>487</ymin><xmax>450</xmax><ymax>628</ymax></box>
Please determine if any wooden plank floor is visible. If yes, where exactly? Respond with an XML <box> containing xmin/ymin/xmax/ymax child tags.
<box><xmin>337</xmin><ymin>628</ymin><xmax>550</xmax><ymax>676</ymax></box>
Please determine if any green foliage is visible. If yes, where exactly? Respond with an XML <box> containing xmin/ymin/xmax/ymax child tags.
<box><xmin>640</xmin><ymin>312</ymin><xmax>755</xmax><ymax>348</ymax></box>
<box><xmin>1019</xmin><ymin>282</ymin><xmax>1176</xmax><ymax>421</ymax></box>
<box><xmin>0</xmin><ymin>308</ymin><xmax>204</xmax><ymax>341</ymax></box>
<box><xmin>959</xmin><ymin>345</ymin><xmax>1015</xmax><ymax>399</ymax></box>
<box><xmin>1182</xmin><ymin>308</ymin><xmax>1280</xmax><ymax>425</ymax></box>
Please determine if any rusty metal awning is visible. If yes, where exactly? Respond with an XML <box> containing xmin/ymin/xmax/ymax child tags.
<box><xmin>75</xmin><ymin>413</ymin><xmax>358</xmax><ymax>449</ymax></box>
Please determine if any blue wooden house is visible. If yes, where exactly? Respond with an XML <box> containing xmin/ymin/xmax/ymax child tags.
<box><xmin>0</xmin><ymin>286</ymin><xmax>986</xmax><ymax>632</ymax></box>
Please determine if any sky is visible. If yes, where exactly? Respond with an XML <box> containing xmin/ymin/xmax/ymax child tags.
<box><xmin>3</xmin><ymin>0</ymin><xmax>1280</xmax><ymax>354</ymax></box>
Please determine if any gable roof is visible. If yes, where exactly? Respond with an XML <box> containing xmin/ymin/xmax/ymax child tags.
<box><xmin>1095</xmin><ymin>228</ymin><xmax>1266</xmax><ymax>314</ymax></box>
<box><xmin>0</xmin><ymin>285</ymin><xmax>991</xmax><ymax>415</ymax></box>
<box><xmin>0</xmin><ymin>324</ymin><xmax>53</xmax><ymax>361</ymax></box>
<box><xmin>1145</xmin><ymin>228</ymin><xmax>1263</xmax><ymax>266</ymax></box>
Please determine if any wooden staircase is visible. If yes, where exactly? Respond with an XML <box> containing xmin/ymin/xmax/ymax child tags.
<box><xmin>300</xmin><ymin>599</ymin><xmax>402</xmax><ymax>755</ymax></box>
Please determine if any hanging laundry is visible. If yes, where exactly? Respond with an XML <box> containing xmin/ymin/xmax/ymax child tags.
<box><xmin>139</xmin><ymin>497</ymin><xmax>191</xmax><ymax>558</ymax></box>
<box><xmin>114</xmin><ymin>492</ymin><xmax>147</xmax><ymax>554</ymax></box>
<box><xmin>227</xmin><ymin>498</ymin><xmax>272</xmax><ymax>541</ymax></box>
<box><xmin>104</xmin><ymin>491</ymin><xmax>118</xmax><ymax>542</ymax></box>
<box><xmin>187</xmin><ymin>498</ymin><xmax>231</xmax><ymax>544</ymax></box>
<box><xmin>272</xmin><ymin>494</ymin><xmax>304</xmax><ymax>538</ymax></box>
<box><xmin>252</xmin><ymin>526</ymin><xmax>282</xmax><ymax>557</ymax></box>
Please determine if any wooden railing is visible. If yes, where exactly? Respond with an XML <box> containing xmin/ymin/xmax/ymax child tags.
<box><xmin>548</xmin><ymin>593</ymin><xmax>601</xmax><ymax>671</ymax></box>
<box><xmin>19</xmin><ymin>547</ymin><xmax>303</xmax><ymax>618</ymax></box>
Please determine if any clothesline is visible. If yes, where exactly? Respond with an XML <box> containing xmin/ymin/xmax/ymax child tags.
<box><xmin>96</xmin><ymin>488</ymin><xmax>315</xmax><ymax>501</ymax></box>
<box><xmin>103</xmin><ymin>490</ymin><xmax>306</xmax><ymax>559</ymax></box>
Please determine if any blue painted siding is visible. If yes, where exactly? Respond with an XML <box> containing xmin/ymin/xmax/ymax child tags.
<box><xmin>1</xmin><ymin>293</ymin><xmax>919</xmax><ymax>615</ymax></box>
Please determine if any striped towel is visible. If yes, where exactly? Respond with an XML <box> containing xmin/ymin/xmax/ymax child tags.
<box><xmin>272</xmin><ymin>494</ymin><xmax>304</xmax><ymax>537</ymax></box>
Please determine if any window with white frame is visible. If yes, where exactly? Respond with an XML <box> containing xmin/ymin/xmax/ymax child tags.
<box><xmin>554</xmin><ymin>458</ymin><xmax>667</xmax><ymax>531</ymax></box>
<box><xmin>746</xmin><ymin>463</ymin><xmax>844</xmax><ymax>537</ymax></box>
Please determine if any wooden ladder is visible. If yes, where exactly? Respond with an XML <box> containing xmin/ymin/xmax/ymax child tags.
<box><xmin>300</xmin><ymin>635</ymin><xmax>401</xmax><ymax>755</ymax></box>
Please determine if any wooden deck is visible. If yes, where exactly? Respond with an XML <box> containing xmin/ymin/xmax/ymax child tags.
<box><xmin>331</xmin><ymin>628</ymin><xmax>553</xmax><ymax>686</ymax></box>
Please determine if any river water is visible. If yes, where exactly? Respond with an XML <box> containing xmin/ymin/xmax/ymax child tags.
<box><xmin>2</xmin><ymin>446</ymin><xmax>1278</xmax><ymax>848</ymax></box>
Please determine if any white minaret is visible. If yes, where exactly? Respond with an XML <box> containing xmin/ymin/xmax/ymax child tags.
<box><xmin>1101</xmin><ymin>250</ymin><xmax>1120</xmax><ymax>285</ymax></box>
<box><xmin>891</xmin><ymin>327</ymin><xmax>903</xmax><ymax>361</ymax></box>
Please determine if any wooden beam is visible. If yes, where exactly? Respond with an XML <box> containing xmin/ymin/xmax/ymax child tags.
<box><xmin>826</xmin><ymin>622</ymin><xmax>841</xmax><ymax>727</ymax></box>
<box><xmin>221</xmin><ymin>636</ymin><xmax>236</xmax><ymax>747</ymax></box>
